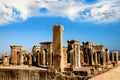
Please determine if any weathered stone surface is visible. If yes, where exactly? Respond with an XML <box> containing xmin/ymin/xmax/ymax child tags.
<box><xmin>11</xmin><ymin>45</ymin><xmax>22</xmax><ymax>65</ymax></box>
<box><xmin>53</xmin><ymin>25</ymin><xmax>64</xmax><ymax>72</ymax></box>
<box><xmin>67</xmin><ymin>40</ymin><xmax>81</xmax><ymax>68</ymax></box>
<box><xmin>0</xmin><ymin>66</ymin><xmax>47</xmax><ymax>80</ymax></box>
<box><xmin>2</xmin><ymin>53</ymin><xmax>9</xmax><ymax>66</ymax></box>
<box><xmin>40</xmin><ymin>42</ymin><xmax>53</xmax><ymax>66</ymax></box>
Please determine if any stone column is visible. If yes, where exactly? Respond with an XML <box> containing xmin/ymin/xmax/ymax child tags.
<box><xmin>95</xmin><ymin>52</ymin><xmax>98</xmax><ymax>65</ymax></box>
<box><xmin>116</xmin><ymin>52</ymin><xmax>119</xmax><ymax>64</ymax></box>
<box><xmin>102</xmin><ymin>52</ymin><xmax>106</xmax><ymax>65</ymax></box>
<box><xmin>11</xmin><ymin>47</ymin><xmax>17</xmax><ymax>65</ymax></box>
<box><xmin>49</xmin><ymin>44</ymin><xmax>53</xmax><ymax>65</ymax></box>
<box><xmin>77</xmin><ymin>49</ymin><xmax>80</xmax><ymax>67</ymax></box>
<box><xmin>28</xmin><ymin>53</ymin><xmax>32</xmax><ymax>66</ymax></box>
<box><xmin>91</xmin><ymin>54</ymin><xmax>94</xmax><ymax>65</ymax></box>
<box><xmin>10</xmin><ymin>46</ymin><xmax>22</xmax><ymax>65</ymax></box>
<box><xmin>48</xmin><ymin>52</ymin><xmax>52</xmax><ymax>65</ymax></box>
<box><xmin>2</xmin><ymin>53</ymin><xmax>9</xmax><ymax>66</ymax></box>
<box><xmin>70</xmin><ymin>50</ymin><xmax>73</xmax><ymax>65</ymax></box>
<box><xmin>112</xmin><ymin>51</ymin><xmax>119</xmax><ymax>64</ymax></box>
<box><xmin>105</xmin><ymin>49</ymin><xmax>110</xmax><ymax>64</ymax></box>
<box><xmin>97</xmin><ymin>53</ymin><xmax>100</xmax><ymax>64</ymax></box>
<box><xmin>45</xmin><ymin>50</ymin><xmax>48</xmax><ymax>65</ymax></box>
<box><xmin>87</xmin><ymin>55</ymin><xmax>89</xmax><ymax>65</ymax></box>
<box><xmin>42</xmin><ymin>50</ymin><xmax>46</xmax><ymax>65</ymax></box>
<box><xmin>73</xmin><ymin>51</ymin><xmax>75</xmax><ymax>67</ymax></box>
<box><xmin>38</xmin><ymin>52</ymin><xmax>41</xmax><ymax>65</ymax></box>
<box><xmin>53</xmin><ymin>25</ymin><xmax>64</xmax><ymax>72</ymax></box>
<box><xmin>20</xmin><ymin>53</ymin><xmax>24</xmax><ymax>65</ymax></box>
<box><xmin>112</xmin><ymin>52</ymin><xmax>115</xmax><ymax>63</ymax></box>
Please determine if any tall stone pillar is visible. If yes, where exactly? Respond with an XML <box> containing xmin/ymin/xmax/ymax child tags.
<box><xmin>32</xmin><ymin>46</ymin><xmax>40</xmax><ymax>66</ymax></box>
<box><xmin>53</xmin><ymin>25</ymin><xmax>64</xmax><ymax>72</ymax></box>
<box><xmin>19</xmin><ymin>52</ymin><xmax>24</xmax><ymax>65</ymax></box>
<box><xmin>82</xmin><ymin>42</ymin><xmax>94</xmax><ymax>66</ymax></box>
<box><xmin>67</xmin><ymin>40</ymin><xmax>81</xmax><ymax>68</ymax></box>
<box><xmin>69</xmin><ymin>50</ymin><xmax>73</xmax><ymax>65</ymax></box>
<box><xmin>102</xmin><ymin>52</ymin><xmax>105</xmax><ymax>65</ymax></box>
<box><xmin>28</xmin><ymin>53</ymin><xmax>32</xmax><ymax>66</ymax></box>
<box><xmin>112</xmin><ymin>51</ymin><xmax>119</xmax><ymax>64</ymax></box>
<box><xmin>112</xmin><ymin>52</ymin><xmax>115</xmax><ymax>63</ymax></box>
<box><xmin>91</xmin><ymin>54</ymin><xmax>94</xmax><ymax>65</ymax></box>
<box><xmin>105</xmin><ymin>49</ymin><xmax>110</xmax><ymax>64</ymax></box>
<box><xmin>87</xmin><ymin>55</ymin><xmax>89</xmax><ymax>65</ymax></box>
<box><xmin>40</xmin><ymin>42</ymin><xmax>53</xmax><ymax>66</ymax></box>
<box><xmin>97</xmin><ymin>53</ymin><xmax>101</xmax><ymax>64</ymax></box>
<box><xmin>94</xmin><ymin>52</ymin><xmax>98</xmax><ymax>65</ymax></box>
<box><xmin>11</xmin><ymin>48</ymin><xmax>17</xmax><ymax>65</ymax></box>
<box><xmin>48</xmin><ymin>43</ymin><xmax>53</xmax><ymax>65</ymax></box>
<box><xmin>77</xmin><ymin>48</ymin><xmax>80</xmax><ymax>67</ymax></box>
<box><xmin>42</xmin><ymin>50</ymin><xmax>46</xmax><ymax>65</ymax></box>
<box><xmin>116</xmin><ymin>52</ymin><xmax>119</xmax><ymax>64</ymax></box>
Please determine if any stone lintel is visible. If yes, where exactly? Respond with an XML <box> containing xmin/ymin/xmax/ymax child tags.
<box><xmin>40</xmin><ymin>42</ymin><xmax>52</xmax><ymax>45</ymax></box>
<box><xmin>10</xmin><ymin>45</ymin><xmax>22</xmax><ymax>48</ymax></box>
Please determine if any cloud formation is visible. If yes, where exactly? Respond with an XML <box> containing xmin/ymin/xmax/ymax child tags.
<box><xmin>0</xmin><ymin>0</ymin><xmax>120</xmax><ymax>24</ymax></box>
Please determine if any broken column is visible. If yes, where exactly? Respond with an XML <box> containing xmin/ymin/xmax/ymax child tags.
<box><xmin>10</xmin><ymin>45</ymin><xmax>22</xmax><ymax>65</ymax></box>
<box><xmin>94</xmin><ymin>52</ymin><xmax>98</xmax><ymax>65</ymax></box>
<box><xmin>67</xmin><ymin>40</ymin><xmax>81</xmax><ymax>68</ymax></box>
<box><xmin>94</xmin><ymin>45</ymin><xmax>106</xmax><ymax>65</ymax></box>
<box><xmin>63</xmin><ymin>47</ymin><xmax>67</xmax><ymax>66</ymax></box>
<box><xmin>53</xmin><ymin>24</ymin><xmax>64</xmax><ymax>72</ymax></box>
<box><xmin>2</xmin><ymin>53</ymin><xmax>9</xmax><ymax>66</ymax></box>
<box><xmin>28</xmin><ymin>53</ymin><xmax>32</xmax><ymax>66</ymax></box>
<box><xmin>41</xmin><ymin>49</ymin><xmax>46</xmax><ymax>65</ymax></box>
<box><xmin>32</xmin><ymin>46</ymin><xmax>40</xmax><ymax>66</ymax></box>
<box><xmin>105</xmin><ymin>49</ymin><xmax>110</xmax><ymax>64</ymax></box>
<box><xmin>112</xmin><ymin>51</ymin><xmax>119</xmax><ymax>64</ymax></box>
<box><xmin>83</xmin><ymin>42</ymin><xmax>94</xmax><ymax>65</ymax></box>
<box><xmin>40</xmin><ymin>42</ymin><xmax>53</xmax><ymax>66</ymax></box>
<box><xmin>101</xmin><ymin>45</ymin><xmax>106</xmax><ymax>65</ymax></box>
<box><xmin>18</xmin><ymin>52</ymin><xmax>24</xmax><ymax>65</ymax></box>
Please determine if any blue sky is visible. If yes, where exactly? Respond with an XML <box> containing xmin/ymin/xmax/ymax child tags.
<box><xmin>0</xmin><ymin>0</ymin><xmax>120</xmax><ymax>56</ymax></box>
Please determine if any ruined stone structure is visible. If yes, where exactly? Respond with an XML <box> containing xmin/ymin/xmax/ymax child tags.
<box><xmin>67</xmin><ymin>40</ymin><xmax>81</xmax><ymax>68</ymax></box>
<box><xmin>2</xmin><ymin>53</ymin><xmax>9</xmax><ymax>66</ymax></box>
<box><xmin>0</xmin><ymin>24</ymin><xmax>119</xmax><ymax>80</ymax></box>
<box><xmin>32</xmin><ymin>46</ymin><xmax>40</xmax><ymax>66</ymax></box>
<box><xmin>82</xmin><ymin>42</ymin><xmax>94</xmax><ymax>65</ymax></box>
<box><xmin>10</xmin><ymin>45</ymin><xmax>33</xmax><ymax>66</ymax></box>
<box><xmin>79</xmin><ymin>43</ymin><xmax>111</xmax><ymax>67</ymax></box>
<box><xmin>94</xmin><ymin>45</ymin><xmax>106</xmax><ymax>65</ymax></box>
<box><xmin>40</xmin><ymin>42</ymin><xmax>53</xmax><ymax>66</ymax></box>
<box><xmin>11</xmin><ymin>46</ymin><xmax>23</xmax><ymax>65</ymax></box>
<box><xmin>112</xmin><ymin>51</ymin><xmax>119</xmax><ymax>64</ymax></box>
<box><xmin>53</xmin><ymin>25</ymin><xmax>64</xmax><ymax>72</ymax></box>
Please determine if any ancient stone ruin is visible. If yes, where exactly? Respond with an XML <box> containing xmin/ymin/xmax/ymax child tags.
<box><xmin>0</xmin><ymin>24</ymin><xmax>119</xmax><ymax>80</ymax></box>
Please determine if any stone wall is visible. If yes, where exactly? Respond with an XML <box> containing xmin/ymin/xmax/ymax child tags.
<box><xmin>0</xmin><ymin>68</ymin><xmax>47</xmax><ymax>80</ymax></box>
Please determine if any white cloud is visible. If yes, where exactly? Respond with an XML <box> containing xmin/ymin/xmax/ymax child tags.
<box><xmin>0</xmin><ymin>0</ymin><xmax>120</xmax><ymax>24</ymax></box>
